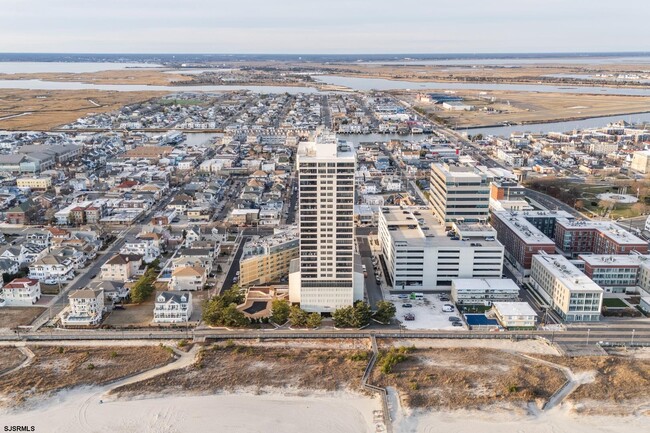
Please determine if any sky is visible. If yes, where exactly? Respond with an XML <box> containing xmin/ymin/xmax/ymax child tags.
<box><xmin>1</xmin><ymin>0</ymin><xmax>649</xmax><ymax>54</ymax></box>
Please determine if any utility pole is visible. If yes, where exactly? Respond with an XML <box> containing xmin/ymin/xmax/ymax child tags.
<box><xmin>586</xmin><ymin>328</ymin><xmax>590</xmax><ymax>347</ymax></box>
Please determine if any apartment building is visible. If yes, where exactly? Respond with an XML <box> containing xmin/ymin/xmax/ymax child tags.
<box><xmin>289</xmin><ymin>135</ymin><xmax>363</xmax><ymax>312</ymax></box>
<box><xmin>379</xmin><ymin>207</ymin><xmax>504</xmax><ymax>290</ymax></box>
<box><xmin>530</xmin><ymin>253</ymin><xmax>603</xmax><ymax>322</ymax></box>
<box><xmin>16</xmin><ymin>176</ymin><xmax>52</xmax><ymax>191</ymax></box>
<box><xmin>631</xmin><ymin>150</ymin><xmax>650</xmax><ymax>174</ymax></box>
<box><xmin>577</xmin><ymin>253</ymin><xmax>650</xmax><ymax>293</ymax></box>
<box><xmin>240</xmin><ymin>226</ymin><xmax>299</xmax><ymax>287</ymax></box>
<box><xmin>490</xmin><ymin>211</ymin><xmax>557</xmax><ymax>280</ymax></box>
<box><xmin>451</xmin><ymin>278</ymin><xmax>520</xmax><ymax>305</ymax></box>
<box><xmin>555</xmin><ymin>219</ymin><xmax>648</xmax><ymax>258</ymax></box>
<box><xmin>429</xmin><ymin>162</ymin><xmax>491</xmax><ymax>227</ymax></box>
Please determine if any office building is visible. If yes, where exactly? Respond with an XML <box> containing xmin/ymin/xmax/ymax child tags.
<box><xmin>289</xmin><ymin>134</ymin><xmax>363</xmax><ymax>312</ymax></box>
<box><xmin>379</xmin><ymin>207</ymin><xmax>504</xmax><ymax>290</ymax></box>
<box><xmin>429</xmin><ymin>162</ymin><xmax>490</xmax><ymax>227</ymax></box>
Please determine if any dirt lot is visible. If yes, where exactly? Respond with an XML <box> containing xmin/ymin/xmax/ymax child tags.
<box><xmin>541</xmin><ymin>354</ymin><xmax>650</xmax><ymax>414</ymax></box>
<box><xmin>0</xmin><ymin>89</ymin><xmax>164</xmax><ymax>130</ymax></box>
<box><xmin>113</xmin><ymin>343</ymin><xmax>370</xmax><ymax>396</ymax></box>
<box><xmin>0</xmin><ymin>347</ymin><xmax>26</xmax><ymax>375</ymax></box>
<box><xmin>0</xmin><ymin>345</ymin><xmax>174</xmax><ymax>406</ymax></box>
<box><xmin>0</xmin><ymin>307</ymin><xmax>46</xmax><ymax>329</ymax></box>
<box><xmin>371</xmin><ymin>347</ymin><xmax>566</xmax><ymax>410</ymax></box>
<box><xmin>400</xmin><ymin>90</ymin><xmax>650</xmax><ymax>128</ymax></box>
<box><xmin>103</xmin><ymin>299</ymin><xmax>156</xmax><ymax>328</ymax></box>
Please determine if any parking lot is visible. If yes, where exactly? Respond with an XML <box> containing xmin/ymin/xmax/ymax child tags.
<box><xmin>390</xmin><ymin>294</ymin><xmax>467</xmax><ymax>330</ymax></box>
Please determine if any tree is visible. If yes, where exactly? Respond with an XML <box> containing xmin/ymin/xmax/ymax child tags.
<box><xmin>631</xmin><ymin>202</ymin><xmax>647</xmax><ymax>216</ymax></box>
<box><xmin>373</xmin><ymin>301</ymin><xmax>396</xmax><ymax>324</ymax></box>
<box><xmin>289</xmin><ymin>305</ymin><xmax>308</xmax><ymax>327</ymax></box>
<box><xmin>353</xmin><ymin>301</ymin><xmax>372</xmax><ymax>328</ymax></box>
<box><xmin>574</xmin><ymin>199</ymin><xmax>585</xmax><ymax>210</ymax></box>
<box><xmin>221</xmin><ymin>304</ymin><xmax>249</xmax><ymax>327</ymax></box>
<box><xmin>333</xmin><ymin>302</ymin><xmax>372</xmax><ymax>328</ymax></box>
<box><xmin>333</xmin><ymin>305</ymin><xmax>356</xmax><ymax>328</ymax></box>
<box><xmin>306</xmin><ymin>312</ymin><xmax>322</xmax><ymax>329</ymax></box>
<box><xmin>130</xmin><ymin>268</ymin><xmax>157</xmax><ymax>303</ymax></box>
<box><xmin>270</xmin><ymin>299</ymin><xmax>290</xmax><ymax>325</ymax></box>
<box><xmin>202</xmin><ymin>287</ymin><xmax>247</xmax><ymax>327</ymax></box>
<box><xmin>216</xmin><ymin>264</ymin><xmax>223</xmax><ymax>274</ymax></box>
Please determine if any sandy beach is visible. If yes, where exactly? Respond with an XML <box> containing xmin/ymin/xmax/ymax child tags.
<box><xmin>0</xmin><ymin>389</ymin><xmax>379</xmax><ymax>433</ymax></box>
<box><xmin>1</xmin><ymin>387</ymin><xmax>648</xmax><ymax>433</ymax></box>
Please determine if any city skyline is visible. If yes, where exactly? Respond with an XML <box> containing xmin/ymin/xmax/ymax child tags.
<box><xmin>1</xmin><ymin>0</ymin><xmax>648</xmax><ymax>54</ymax></box>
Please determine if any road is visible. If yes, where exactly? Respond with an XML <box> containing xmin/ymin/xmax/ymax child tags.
<box><xmin>220</xmin><ymin>235</ymin><xmax>250</xmax><ymax>294</ymax></box>
<box><xmin>357</xmin><ymin>236</ymin><xmax>383</xmax><ymax>308</ymax></box>
<box><xmin>523</xmin><ymin>189</ymin><xmax>583</xmax><ymax>218</ymax></box>
<box><xmin>5</xmin><ymin>319</ymin><xmax>650</xmax><ymax>349</ymax></box>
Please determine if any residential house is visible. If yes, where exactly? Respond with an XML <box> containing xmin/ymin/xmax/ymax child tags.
<box><xmin>1</xmin><ymin>278</ymin><xmax>41</xmax><ymax>306</ymax></box>
<box><xmin>61</xmin><ymin>289</ymin><xmax>105</xmax><ymax>327</ymax></box>
<box><xmin>29</xmin><ymin>255</ymin><xmax>75</xmax><ymax>283</ymax></box>
<box><xmin>170</xmin><ymin>266</ymin><xmax>206</xmax><ymax>291</ymax></box>
<box><xmin>153</xmin><ymin>291</ymin><xmax>193</xmax><ymax>323</ymax></box>
<box><xmin>100</xmin><ymin>253</ymin><xmax>144</xmax><ymax>282</ymax></box>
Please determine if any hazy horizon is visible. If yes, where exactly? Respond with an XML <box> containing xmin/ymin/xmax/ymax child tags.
<box><xmin>2</xmin><ymin>0</ymin><xmax>648</xmax><ymax>54</ymax></box>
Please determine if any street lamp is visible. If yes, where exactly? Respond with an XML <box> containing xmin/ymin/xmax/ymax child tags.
<box><xmin>631</xmin><ymin>329</ymin><xmax>635</xmax><ymax>346</ymax></box>
<box><xmin>586</xmin><ymin>328</ymin><xmax>590</xmax><ymax>347</ymax></box>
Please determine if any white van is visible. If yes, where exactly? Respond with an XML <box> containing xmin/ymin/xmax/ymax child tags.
<box><xmin>442</xmin><ymin>304</ymin><xmax>455</xmax><ymax>312</ymax></box>
<box><xmin>413</xmin><ymin>292</ymin><xmax>424</xmax><ymax>300</ymax></box>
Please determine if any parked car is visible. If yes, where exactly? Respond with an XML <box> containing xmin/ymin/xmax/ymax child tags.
<box><xmin>397</xmin><ymin>294</ymin><xmax>409</xmax><ymax>299</ymax></box>
<box><xmin>452</xmin><ymin>321</ymin><xmax>463</xmax><ymax>327</ymax></box>
<box><xmin>403</xmin><ymin>303</ymin><xmax>413</xmax><ymax>308</ymax></box>
<box><xmin>448</xmin><ymin>316</ymin><xmax>461</xmax><ymax>322</ymax></box>
<box><xmin>404</xmin><ymin>313</ymin><xmax>415</xmax><ymax>321</ymax></box>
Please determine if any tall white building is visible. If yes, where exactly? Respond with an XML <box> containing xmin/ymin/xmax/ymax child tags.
<box><xmin>429</xmin><ymin>162</ymin><xmax>491</xmax><ymax>227</ymax></box>
<box><xmin>378</xmin><ymin>207</ymin><xmax>504</xmax><ymax>290</ymax></box>
<box><xmin>289</xmin><ymin>134</ymin><xmax>363</xmax><ymax>312</ymax></box>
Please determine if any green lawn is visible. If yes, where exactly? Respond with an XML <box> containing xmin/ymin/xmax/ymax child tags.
<box><xmin>603</xmin><ymin>298</ymin><xmax>628</xmax><ymax>308</ymax></box>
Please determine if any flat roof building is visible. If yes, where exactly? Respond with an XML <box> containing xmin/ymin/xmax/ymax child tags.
<box><xmin>555</xmin><ymin>218</ymin><xmax>648</xmax><ymax>258</ymax></box>
<box><xmin>379</xmin><ymin>207</ymin><xmax>504</xmax><ymax>290</ymax></box>
<box><xmin>289</xmin><ymin>133</ymin><xmax>363</xmax><ymax>312</ymax></box>
<box><xmin>530</xmin><ymin>253</ymin><xmax>603</xmax><ymax>322</ymax></box>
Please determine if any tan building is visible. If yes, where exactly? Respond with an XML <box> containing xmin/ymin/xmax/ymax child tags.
<box><xmin>239</xmin><ymin>227</ymin><xmax>299</xmax><ymax>287</ymax></box>
<box><xmin>17</xmin><ymin>176</ymin><xmax>52</xmax><ymax>190</ymax></box>
<box><xmin>170</xmin><ymin>266</ymin><xmax>206</xmax><ymax>291</ymax></box>
<box><xmin>100</xmin><ymin>253</ymin><xmax>143</xmax><ymax>282</ymax></box>
<box><xmin>631</xmin><ymin>150</ymin><xmax>650</xmax><ymax>174</ymax></box>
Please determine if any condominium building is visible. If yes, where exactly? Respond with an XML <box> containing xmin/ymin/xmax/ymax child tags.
<box><xmin>289</xmin><ymin>135</ymin><xmax>363</xmax><ymax>312</ymax></box>
<box><xmin>0</xmin><ymin>278</ymin><xmax>41</xmax><ymax>306</ymax></box>
<box><xmin>555</xmin><ymin>218</ymin><xmax>648</xmax><ymax>258</ymax></box>
<box><xmin>530</xmin><ymin>253</ymin><xmax>603</xmax><ymax>322</ymax></box>
<box><xmin>578</xmin><ymin>253</ymin><xmax>650</xmax><ymax>293</ymax></box>
<box><xmin>451</xmin><ymin>278</ymin><xmax>520</xmax><ymax>305</ymax></box>
<box><xmin>490</xmin><ymin>211</ymin><xmax>557</xmax><ymax>281</ymax></box>
<box><xmin>379</xmin><ymin>207</ymin><xmax>504</xmax><ymax>290</ymax></box>
<box><xmin>239</xmin><ymin>226</ymin><xmax>299</xmax><ymax>287</ymax></box>
<box><xmin>429</xmin><ymin>162</ymin><xmax>491</xmax><ymax>227</ymax></box>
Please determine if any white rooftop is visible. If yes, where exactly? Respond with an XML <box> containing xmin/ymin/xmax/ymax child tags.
<box><xmin>492</xmin><ymin>211</ymin><xmax>555</xmax><ymax>245</ymax></box>
<box><xmin>557</xmin><ymin>218</ymin><xmax>647</xmax><ymax>245</ymax></box>
<box><xmin>578</xmin><ymin>254</ymin><xmax>650</xmax><ymax>267</ymax></box>
<box><xmin>533</xmin><ymin>254</ymin><xmax>604</xmax><ymax>293</ymax></box>
<box><xmin>452</xmin><ymin>278</ymin><xmax>520</xmax><ymax>292</ymax></box>
<box><xmin>492</xmin><ymin>302</ymin><xmax>538</xmax><ymax>317</ymax></box>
